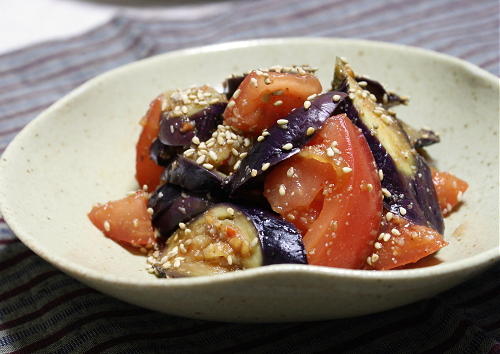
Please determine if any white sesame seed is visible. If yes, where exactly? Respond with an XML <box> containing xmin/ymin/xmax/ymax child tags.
<box><xmin>250</xmin><ymin>77</ymin><xmax>258</xmax><ymax>87</ymax></box>
<box><xmin>227</xmin><ymin>100</ymin><xmax>235</xmax><ymax>108</ymax></box>
<box><xmin>240</xmin><ymin>152</ymin><xmax>248</xmax><ymax>158</ymax></box>
<box><xmin>326</xmin><ymin>147</ymin><xmax>335</xmax><ymax>157</ymax></box>
<box><xmin>374</xmin><ymin>242</ymin><xmax>382</xmax><ymax>249</ymax></box>
<box><xmin>184</xmin><ymin>228</ymin><xmax>192</xmax><ymax>234</ymax></box>
<box><xmin>378</xmin><ymin>169</ymin><xmax>384</xmax><ymax>181</ymax></box>
<box><xmin>233</xmin><ymin>160</ymin><xmax>241</xmax><ymax>170</ymax></box>
<box><xmin>203</xmin><ymin>163</ymin><xmax>214</xmax><ymax>170</ymax></box>
<box><xmin>184</xmin><ymin>148</ymin><xmax>195</xmax><ymax>157</ymax></box>
<box><xmin>147</xmin><ymin>208</ymin><xmax>154</xmax><ymax>215</ymax></box>
<box><xmin>127</xmin><ymin>191</ymin><xmax>136</xmax><ymax>196</ymax></box>
<box><xmin>287</xmin><ymin>167</ymin><xmax>295</xmax><ymax>177</ymax></box>
<box><xmin>399</xmin><ymin>207</ymin><xmax>407</xmax><ymax>216</ymax></box>
<box><xmin>179</xmin><ymin>243</ymin><xmax>187</xmax><ymax>253</ymax></box>
<box><xmin>332</xmin><ymin>94</ymin><xmax>341</xmax><ymax>102</ymax></box>
<box><xmin>233</xmin><ymin>89</ymin><xmax>241</xmax><ymax>99</ymax></box>
<box><xmin>209</xmin><ymin>151</ymin><xmax>218</xmax><ymax>161</ymax></box>
<box><xmin>232</xmin><ymin>148</ymin><xmax>239</xmax><ymax>156</ymax></box>
<box><xmin>257</xmin><ymin>135</ymin><xmax>265</xmax><ymax>142</ymax></box>
<box><xmin>133</xmin><ymin>218</ymin><xmax>139</xmax><ymax>227</ymax></box>
<box><xmin>277</xmin><ymin>119</ymin><xmax>288</xmax><ymax>125</ymax></box>
<box><xmin>349</xmin><ymin>93</ymin><xmax>356</xmax><ymax>100</ymax></box>
<box><xmin>303</xmin><ymin>100</ymin><xmax>311</xmax><ymax>109</ymax></box>
<box><xmin>192</xmin><ymin>136</ymin><xmax>200</xmax><ymax>145</ymax></box>
<box><xmin>251</xmin><ymin>169</ymin><xmax>258</xmax><ymax>177</ymax></box>
<box><xmin>227</xmin><ymin>255</ymin><xmax>233</xmax><ymax>265</ymax></box>
<box><xmin>367</xmin><ymin>256</ymin><xmax>372</xmax><ymax>266</ymax></box>
<box><xmin>306</xmin><ymin>127</ymin><xmax>315</xmax><ymax>135</ymax></box>
<box><xmin>457</xmin><ymin>191</ymin><xmax>463</xmax><ymax>202</ymax></box>
<box><xmin>173</xmin><ymin>259</ymin><xmax>181</xmax><ymax>268</ymax></box>
<box><xmin>342</xmin><ymin>167</ymin><xmax>352</xmax><ymax>173</ymax></box>
<box><xmin>262</xmin><ymin>162</ymin><xmax>271</xmax><ymax>171</ymax></box>
<box><xmin>279</xmin><ymin>184</ymin><xmax>286</xmax><ymax>196</ymax></box>
<box><xmin>358</xmin><ymin>81</ymin><xmax>368</xmax><ymax>87</ymax></box>
<box><xmin>262</xmin><ymin>130</ymin><xmax>270</xmax><ymax>136</ymax></box>
<box><xmin>382</xmin><ymin>188</ymin><xmax>392</xmax><ymax>197</ymax></box>
<box><xmin>264</xmin><ymin>77</ymin><xmax>272</xmax><ymax>85</ymax></box>
<box><xmin>244</xmin><ymin>138</ymin><xmax>251</xmax><ymax>147</ymax></box>
<box><xmin>391</xmin><ymin>228</ymin><xmax>401</xmax><ymax>236</ymax></box>
<box><xmin>274</xmin><ymin>100</ymin><xmax>283</xmax><ymax>106</ymax></box>
<box><xmin>227</xmin><ymin>207</ymin><xmax>235</xmax><ymax>216</ymax></box>
<box><xmin>103</xmin><ymin>221</ymin><xmax>110</xmax><ymax>232</ymax></box>
<box><xmin>282</xmin><ymin>143</ymin><xmax>293</xmax><ymax>150</ymax></box>
<box><xmin>371</xmin><ymin>253</ymin><xmax>380</xmax><ymax>262</ymax></box>
<box><xmin>383</xmin><ymin>233</ymin><xmax>392</xmax><ymax>242</ymax></box>
<box><xmin>196</xmin><ymin>155</ymin><xmax>206</xmax><ymax>164</ymax></box>
<box><xmin>178</xmin><ymin>222</ymin><xmax>186</xmax><ymax>230</ymax></box>
<box><xmin>366</xmin><ymin>183</ymin><xmax>374</xmax><ymax>192</ymax></box>
<box><xmin>386</xmin><ymin>212</ymin><xmax>394</xmax><ymax>221</ymax></box>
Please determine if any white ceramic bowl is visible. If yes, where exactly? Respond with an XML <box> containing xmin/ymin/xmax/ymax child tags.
<box><xmin>0</xmin><ymin>38</ymin><xmax>498</xmax><ymax>322</ymax></box>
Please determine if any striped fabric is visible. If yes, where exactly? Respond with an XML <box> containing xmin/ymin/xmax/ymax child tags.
<box><xmin>0</xmin><ymin>0</ymin><xmax>498</xmax><ymax>352</ymax></box>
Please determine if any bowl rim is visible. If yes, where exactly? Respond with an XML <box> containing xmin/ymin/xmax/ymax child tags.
<box><xmin>1</xmin><ymin>37</ymin><xmax>498</xmax><ymax>288</ymax></box>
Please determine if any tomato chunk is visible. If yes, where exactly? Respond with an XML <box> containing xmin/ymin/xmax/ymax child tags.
<box><xmin>432</xmin><ymin>170</ymin><xmax>468</xmax><ymax>215</ymax></box>
<box><xmin>264</xmin><ymin>114</ymin><xmax>383</xmax><ymax>269</ymax></box>
<box><xmin>88</xmin><ymin>191</ymin><xmax>155</xmax><ymax>248</ymax></box>
<box><xmin>223</xmin><ymin>71</ymin><xmax>322</xmax><ymax>135</ymax></box>
<box><xmin>368</xmin><ymin>215</ymin><xmax>448</xmax><ymax>270</ymax></box>
<box><xmin>136</xmin><ymin>96</ymin><xmax>164</xmax><ymax>190</ymax></box>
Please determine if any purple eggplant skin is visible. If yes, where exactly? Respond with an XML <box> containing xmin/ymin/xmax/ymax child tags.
<box><xmin>161</xmin><ymin>156</ymin><xmax>227</xmax><ymax>198</ymax></box>
<box><xmin>149</xmin><ymin>139</ymin><xmax>181</xmax><ymax>167</ymax></box>
<box><xmin>148</xmin><ymin>183</ymin><xmax>212</xmax><ymax>239</ymax></box>
<box><xmin>355</xmin><ymin>76</ymin><xmax>409</xmax><ymax>108</ymax></box>
<box><xmin>158</xmin><ymin>102</ymin><xmax>227</xmax><ymax>146</ymax></box>
<box><xmin>236</xmin><ymin>205</ymin><xmax>307</xmax><ymax>265</ymax></box>
<box><xmin>226</xmin><ymin>91</ymin><xmax>348</xmax><ymax>194</ymax></box>
<box><xmin>333</xmin><ymin>58</ymin><xmax>444</xmax><ymax>233</ymax></box>
<box><xmin>223</xmin><ymin>75</ymin><xmax>245</xmax><ymax>99</ymax></box>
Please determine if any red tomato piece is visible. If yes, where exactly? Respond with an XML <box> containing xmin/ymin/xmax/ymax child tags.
<box><xmin>264</xmin><ymin>114</ymin><xmax>383</xmax><ymax>269</ymax></box>
<box><xmin>136</xmin><ymin>96</ymin><xmax>164</xmax><ymax>191</ymax></box>
<box><xmin>368</xmin><ymin>215</ymin><xmax>448</xmax><ymax>270</ymax></box>
<box><xmin>88</xmin><ymin>191</ymin><xmax>155</xmax><ymax>249</ymax></box>
<box><xmin>223</xmin><ymin>71</ymin><xmax>322</xmax><ymax>135</ymax></box>
<box><xmin>431</xmin><ymin>170</ymin><xmax>468</xmax><ymax>216</ymax></box>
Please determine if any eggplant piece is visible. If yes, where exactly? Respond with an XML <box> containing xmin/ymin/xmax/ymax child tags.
<box><xmin>149</xmin><ymin>139</ymin><xmax>181</xmax><ymax>166</ymax></box>
<box><xmin>226</xmin><ymin>91</ymin><xmax>348</xmax><ymax>194</ymax></box>
<box><xmin>148</xmin><ymin>183</ymin><xmax>212</xmax><ymax>239</ymax></box>
<box><xmin>398</xmin><ymin>120</ymin><xmax>440</xmax><ymax>148</ymax></box>
<box><xmin>223</xmin><ymin>75</ymin><xmax>245</xmax><ymax>99</ymax></box>
<box><xmin>159</xmin><ymin>102</ymin><xmax>227</xmax><ymax>146</ymax></box>
<box><xmin>332</xmin><ymin>58</ymin><xmax>444</xmax><ymax>233</ymax></box>
<box><xmin>161</xmin><ymin>156</ymin><xmax>227</xmax><ymax>197</ymax></box>
<box><xmin>354</xmin><ymin>76</ymin><xmax>409</xmax><ymax>108</ymax></box>
<box><xmin>150</xmin><ymin>204</ymin><xmax>307</xmax><ymax>278</ymax></box>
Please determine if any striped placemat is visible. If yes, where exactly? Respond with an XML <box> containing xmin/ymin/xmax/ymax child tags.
<box><xmin>0</xmin><ymin>0</ymin><xmax>499</xmax><ymax>352</ymax></box>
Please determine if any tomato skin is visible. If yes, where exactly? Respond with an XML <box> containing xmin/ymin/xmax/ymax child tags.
<box><xmin>432</xmin><ymin>170</ymin><xmax>468</xmax><ymax>215</ymax></box>
<box><xmin>223</xmin><ymin>71</ymin><xmax>322</xmax><ymax>135</ymax></box>
<box><xmin>88</xmin><ymin>191</ymin><xmax>155</xmax><ymax>248</ymax></box>
<box><xmin>368</xmin><ymin>215</ymin><xmax>448</xmax><ymax>270</ymax></box>
<box><xmin>264</xmin><ymin>114</ymin><xmax>383</xmax><ymax>269</ymax></box>
<box><xmin>136</xmin><ymin>97</ymin><xmax>164</xmax><ymax>191</ymax></box>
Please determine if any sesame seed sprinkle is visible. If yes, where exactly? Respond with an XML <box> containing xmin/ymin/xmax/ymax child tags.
<box><xmin>250</xmin><ymin>77</ymin><xmax>258</xmax><ymax>87</ymax></box>
<box><xmin>103</xmin><ymin>221</ymin><xmax>111</xmax><ymax>232</ymax></box>
<box><xmin>133</xmin><ymin>218</ymin><xmax>139</xmax><ymax>227</ymax></box>
<box><xmin>342</xmin><ymin>167</ymin><xmax>352</xmax><ymax>173</ymax></box>
<box><xmin>209</xmin><ymin>151</ymin><xmax>218</xmax><ymax>161</ymax></box>
<box><xmin>227</xmin><ymin>255</ymin><xmax>233</xmax><ymax>265</ymax></box>
<box><xmin>371</xmin><ymin>253</ymin><xmax>380</xmax><ymax>262</ymax></box>
<box><xmin>303</xmin><ymin>100</ymin><xmax>311</xmax><ymax>109</ymax></box>
<box><xmin>287</xmin><ymin>167</ymin><xmax>295</xmax><ymax>177</ymax></box>
<box><xmin>233</xmin><ymin>160</ymin><xmax>241</xmax><ymax>170</ymax></box>
<box><xmin>382</xmin><ymin>188</ymin><xmax>392</xmax><ymax>197</ymax></box>
<box><xmin>262</xmin><ymin>162</ymin><xmax>271</xmax><ymax>171</ymax></box>
<box><xmin>226</xmin><ymin>207</ymin><xmax>235</xmax><ymax>216</ymax></box>
<box><xmin>227</xmin><ymin>100</ymin><xmax>235</xmax><ymax>108</ymax></box>
<box><xmin>378</xmin><ymin>169</ymin><xmax>384</xmax><ymax>181</ymax></box>
<box><xmin>391</xmin><ymin>228</ymin><xmax>401</xmax><ymax>236</ymax></box>
<box><xmin>196</xmin><ymin>155</ymin><xmax>206</xmax><ymax>164</ymax></box>
<box><xmin>332</xmin><ymin>94</ymin><xmax>341</xmax><ymax>102</ymax></box>
<box><xmin>192</xmin><ymin>136</ymin><xmax>200</xmax><ymax>145</ymax></box>
<box><xmin>282</xmin><ymin>143</ymin><xmax>293</xmax><ymax>150</ymax></box>
<box><xmin>277</xmin><ymin>119</ymin><xmax>289</xmax><ymax>125</ymax></box>
<box><xmin>147</xmin><ymin>208</ymin><xmax>154</xmax><ymax>215</ymax></box>
<box><xmin>178</xmin><ymin>222</ymin><xmax>186</xmax><ymax>230</ymax></box>
<box><xmin>251</xmin><ymin>169</ymin><xmax>258</xmax><ymax>177</ymax></box>
<box><xmin>233</xmin><ymin>89</ymin><xmax>241</xmax><ymax>99</ymax></box>
<box><xmin>386</xmin><ymin>212</ymin><xmax>394</xmax><ymax>221</ymax></box>
<box><xmin>399</xmin><ymin>207</ymin><xmax>407</xmax><ymax>215</ymax></box>
<box><xmin>306</xmin><ymin>127</ymin><xmax>315</xmax><ymax>135</ymax></box>
<box><xmin>374</xmin><ymin>242</ymin><xmax>382</xmax><ymax>249</ymax></box>
<box><xmin>273</xmin><ymin>100</ymin><xmax>283</xmax><ymax>106</ymax></box>
<box><xmin>203</xmin><ymin>163</ymin><xmax>214</xmax><ymax>170</ymax></box>
<box><xmin>279</xmin><ymin>184</ymin><xmax>286</xmax><ymax>196</ymax></box>
<box><xmin>383</xmin><ymin>233</ymin><xmax>392</xmax><ymax>242</ymax></box>
<box><xmin>257</xmin><ymin>135</ymin><xmax>265</xmax><ymax>142</ymax></box>
<box><xmin>326</xmin><ymin>147</ymin><xmax>335</xmax><ymax>157</ymax></box>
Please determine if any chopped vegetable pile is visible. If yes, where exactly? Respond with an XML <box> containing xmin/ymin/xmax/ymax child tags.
<box><xmin>88</xmin><ymin>59</ymin><xmax>468</xmax><ymax>277</ymax></box>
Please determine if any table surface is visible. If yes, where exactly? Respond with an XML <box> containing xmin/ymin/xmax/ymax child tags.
<box><xmin>0</xmin><ymin>0</ymin><xmax>498</xmax><ymax>353</ymax></box>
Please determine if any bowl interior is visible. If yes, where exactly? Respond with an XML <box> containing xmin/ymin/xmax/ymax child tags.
<box><xmin>0</xmin><ymin>38</ymin><xmax>498</xmax><ymax>285</ymax></box>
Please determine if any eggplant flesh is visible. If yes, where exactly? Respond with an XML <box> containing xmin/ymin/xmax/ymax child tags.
<box><xmin>148</xmin><ymin>183</ymin><xmax>212</xmax><ymax>240</ymax></box>
<box><xmin>227</xmin><ymin>91</ymin><xmax>348</xmax><ymax>194</ymax></box>
<box><xmin>333</xmin><ymin>58</ymin><xmax>444</xmax><ymax>233</ymax></box>
<box><xmin>151</xmin><ymin>204</ymin><xmax>306</xmax><ymax>278</ymax></box>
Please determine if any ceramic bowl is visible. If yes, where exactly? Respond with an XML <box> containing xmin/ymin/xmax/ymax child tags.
<box><xmin>0</xmin><ymin>38</ymin><xmax>498</xmax><ymax>322</ymax></box>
